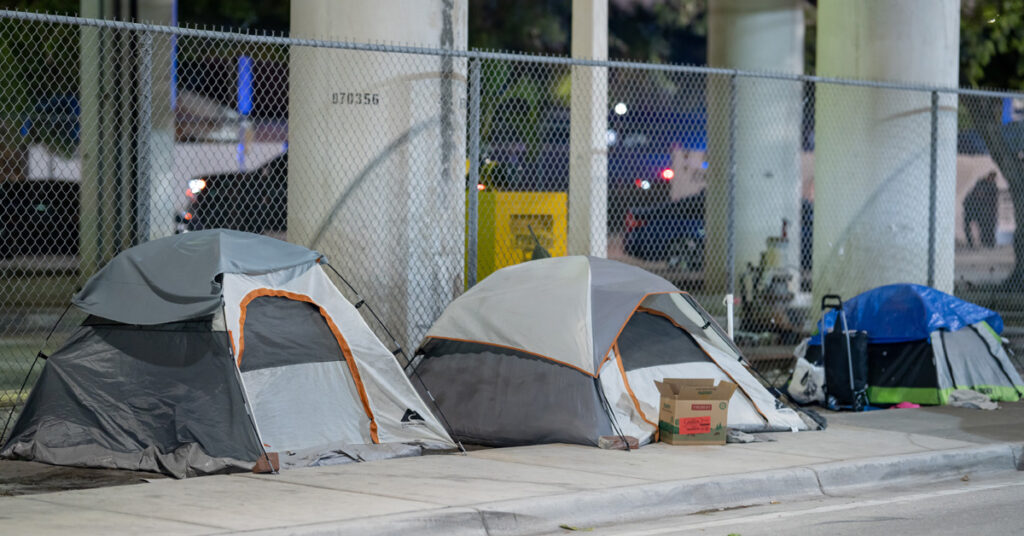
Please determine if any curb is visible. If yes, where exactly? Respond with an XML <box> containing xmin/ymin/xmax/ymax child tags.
<box><xmin>812</xmin><ymin>442</ymin><xmax>1019</xmax><ymax>493</ymax></box>
<box><xmin>238</xmin><ymin>442</ymin><xmax>1023</xmax><ymax>536</ymax></box>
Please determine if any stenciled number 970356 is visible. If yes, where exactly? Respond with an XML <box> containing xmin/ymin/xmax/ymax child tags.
<box><xmin>332</xmin><ymin>92</ymin><xmax>381</xmax><ymax>105</ymax></box>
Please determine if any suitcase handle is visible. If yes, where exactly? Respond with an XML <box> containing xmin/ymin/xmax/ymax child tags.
<box><xmin>821</xmin><ymin>294</ymin><xmax>843</xmax><ymax>310</ymax></box>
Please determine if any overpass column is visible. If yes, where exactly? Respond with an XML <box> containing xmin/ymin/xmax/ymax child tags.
<box><xmin>568</xmin><ymin>0</ymin><xmax>608</xmax><ymax>256</ymax></box>
<box><xmin>706</xmin><ymin>0</ymin><xmax>804</xmax><ymax>296</ymax></box>
<box><xmin>289</xmin><ymin>1</ymin><xmax>468</xmax><ymax>349</ymax></box>
<box><xmin>813</xmin><ymin>0</ymin><xmax>959</xmax><ymax>303</ymax></box>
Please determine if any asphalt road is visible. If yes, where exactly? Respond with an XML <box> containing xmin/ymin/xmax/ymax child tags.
<box><xmin>560</xmin><ymin>472</ymin><xmax>1024</xmax><ymax>536</ymax></box>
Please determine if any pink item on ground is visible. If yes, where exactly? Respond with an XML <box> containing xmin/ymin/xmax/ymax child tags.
<box><xmin>891</xmin><ymin>401</ymin><xmax>921</xmax><ymax>409</ymax></box>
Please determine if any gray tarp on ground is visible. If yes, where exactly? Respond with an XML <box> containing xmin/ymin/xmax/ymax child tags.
<box><xmin>1</xmin><ymin>320</ymin><xmax>263</xmax><ymax>478</ymax></box>
<box><xmin>72</xmin><ymin>230</ymin><xmax>322</xmax><ymax>325</ymax></box>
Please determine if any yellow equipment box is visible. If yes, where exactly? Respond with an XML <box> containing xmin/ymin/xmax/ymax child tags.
<box><xmin>469</xmin><ymin>190</ymin><xmax>567</xmax><ymax>281</ymax></box>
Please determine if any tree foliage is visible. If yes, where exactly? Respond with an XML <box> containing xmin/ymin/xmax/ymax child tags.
<box><xmin>469</xmin><ymin>0</ymin><xmax>708</xmax><ymax>65</ymax></box>
<box><xmin>178</xmin><ymin>0</ymin><xmax>289</xmax><ymax>32</ymax></box>
<box><xmin>961</xmin><ymin>0</ymin><xmax>1024</xmax><ymax>89</ymax></box>
<box><xmin>0</xmin><ymin>0</ymin><xmax>76</xmax><ymax>15</ymax></box>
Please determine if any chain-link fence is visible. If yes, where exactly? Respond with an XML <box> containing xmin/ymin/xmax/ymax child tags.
<box><xmin>1</xmin><ymin>11</ymin><xmax>1023</xmax><ymax>425</ymax></box>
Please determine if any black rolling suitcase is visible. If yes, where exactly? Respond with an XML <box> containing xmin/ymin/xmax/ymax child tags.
<box><xmin>821</xmin><ymin>295</ymin><xmax>869</xmax><ymax>411</ymax></box>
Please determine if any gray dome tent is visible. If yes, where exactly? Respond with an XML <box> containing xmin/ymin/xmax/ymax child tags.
<box><xmin>413</xmin><ymin>256</ymin><xmax>810</xmax><ymax>447</ymax></box>
<box><xmin>2</xmin><ymin>230</ymin><xmax>454</xmax><ymax>477</ymax></box>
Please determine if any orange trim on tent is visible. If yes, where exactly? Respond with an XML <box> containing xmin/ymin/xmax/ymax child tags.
<box><xmin>632</xmin><ymin>305</ymin><xmax>770</xmax><ymax>426</ymax></box>
<box><xmin>423</xmin><ymin>336</ymin><xmax>598</xmax><ymax>378</ymax></box>
<box><xmin>611</xmin><ymin>342</ymin><xmax>659</xmax><ymax>433</ymax></box>
<box><xmin>236</xmin><ymin>288</ymin><xmax>380</xmax><ymax>444</ymax></box>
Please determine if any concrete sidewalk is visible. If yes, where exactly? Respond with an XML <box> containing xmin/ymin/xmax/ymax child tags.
<box><xmin>1</xmin><ymin>404</ymin><xmax>1022</xmax><ymax>536</ymax></box>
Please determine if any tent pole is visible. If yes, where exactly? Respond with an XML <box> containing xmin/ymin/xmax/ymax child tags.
<box><xmin>323</xmin><ymin>263</ymin><xmax>467</xmax><ymax>454</ymax></box>
<box><xmin>1</xmin><ymin>303</ymin><xmax>72</xmax><ymax>443</ymax></box>
<box><xmin>222</xmin><ymin>304</ymin><xmax>277</xmax><ymax>475</ymax></box>
<box><xmin>938</xmin><ymin>330</ymin><xmax>959</xmax><ymax>393</ymax></box>
<box><xmin>323</xmin><ymin>263</ymin><xmax>409</xmax><ymax>367</ymax></box>
<box><xmin>968</xmin><ymin>325</ymin><xmax>1024</xmax><ymax>398</ymax></box>
<box><xmin>405</xmin><ymin>363</ymin><xmax>467</xmax><ymax>454</ymax></box>
<box><xmin>840</xmin><ymin>309</ymin><xmax>855</xmax><ymax>395</ymax></box>
<box><xmin>594</xmin><ymin>376</ymin><xmax>631</xmax><ymax>452</ymax></box>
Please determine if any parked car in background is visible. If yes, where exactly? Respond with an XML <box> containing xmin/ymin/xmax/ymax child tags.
<box><xmin>480</xmin><ymin>106</ymin><xmax>702</xmax><ymax>232</ymax></box>
<box><xmin>177</xmin><ymin>152</ymin><xmax>287</xmax><ymax>234</ymax></box>
<box><xmin>624</xmin><ymin>191</ymin><xmax>705</xmax><ymax>271</ymax></box>
<box><xmin>624</xmin><ymin>192</ymin><xmax>814</xmax><ymax>274</ymax></box>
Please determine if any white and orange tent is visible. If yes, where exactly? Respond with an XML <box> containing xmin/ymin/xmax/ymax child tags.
<box><xmin>2</xmin><ymin>230</ymin><xmax>453</xmax><ymax>477</ymax></box>
<box><xmin>413</xmin><ymin>256</ymin><xmax>811</xmax><ymax>447</ymax></box>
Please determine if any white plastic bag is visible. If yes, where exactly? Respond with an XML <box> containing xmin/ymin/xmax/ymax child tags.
<box><xmin>787</xmin><ymin>339</ymin><xmax>825</xmax><ymax>405</ymax></box>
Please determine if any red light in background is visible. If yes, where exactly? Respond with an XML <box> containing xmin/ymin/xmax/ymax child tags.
<box><xmin>661</xmin><ymin>168</ymin><xmax>675</xmax><ymax>180</ymax></box>
<box><xmin>624</xmin><ymin>212</ymin><xmax>645</xmax><ymax>231</ymax></box>
<box><xmin>184</xmin><ymin>212</ymin><xmax>193</xmax><ymax>221</ymax></box>
<box><xmin>477</xmin><ymin>183</ymin><xmax>486</xmax><ymax>191</ymax></box>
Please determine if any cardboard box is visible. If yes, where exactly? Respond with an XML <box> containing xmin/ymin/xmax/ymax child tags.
<box><xmin>655</xmin><ymin>379</ymin><xmax>737</xmax><ymax>445</ymax></box>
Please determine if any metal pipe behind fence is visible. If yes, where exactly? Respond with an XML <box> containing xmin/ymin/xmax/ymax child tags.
<box><xmin>928</xmin><ymin>90</ymin><xmax>938</xmax><ymax>288</ymax></box>
<box><xmin>467</xmin><ymin>58</ymin><xmax>481</xmax><ymax>289</ymax></box>
<box><xmin>726</xmin><ymin>74</ymin><xmax>737</xmax><ymax>297</ymax></box>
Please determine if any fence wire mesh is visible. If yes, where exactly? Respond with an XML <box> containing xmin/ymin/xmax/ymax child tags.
<box><xmin>0</xmin><ymin>11</ymin><xmax>1023</xmax><ymax>432</ymax></box>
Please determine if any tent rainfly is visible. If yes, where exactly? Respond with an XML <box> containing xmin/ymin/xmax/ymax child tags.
<box><xmin>413</xmin><ymin>256</ymin><xmax>811</xmax><ymax>447</ymax></box>
<box><xmin>1</xmin><ymin>230</ymin><xmax>454</xmax><ymax>477</ymax></box>
<box><xmin>809</xmin><ymin>284</ymin><xmax>1024</xmax><ymax>405</ymax></box>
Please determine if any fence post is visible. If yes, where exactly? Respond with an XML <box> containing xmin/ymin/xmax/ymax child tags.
<box><xmin>727</xmin><ymin>73</ymin><xmax>738</xmax><ymax>298</ymax></box>
<box><xmin>466</xmin><ymin>58</ymin><xmax>481</xmax><ymax>289</ymax></box>
<box><xmin>928</xmin><ymin>90</ymin><xmax>938</xmax><ymax>288</ymax></box>
<box><xmin>135</xmin><ymin>30</ymin><xmax>154</xmax><ymax>244</ymax></box>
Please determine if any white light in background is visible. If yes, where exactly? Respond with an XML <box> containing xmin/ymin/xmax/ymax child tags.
<box><xmin>606</xmin><ymin>128</ymin><xmax>618</xmax><ymax>146</ymax></box>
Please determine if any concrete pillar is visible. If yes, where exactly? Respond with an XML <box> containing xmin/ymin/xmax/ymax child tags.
<box><xmin>568</xmin><ymin>0</ymin><xmax>608</xmax><ymax>256</ymax></box>
<box><xmin>289</xmin><ymin>1</ymin><xmax>467</xmax><ymax>351</ymax></box>
<box><xmin>814</xmin><ymin>0</ymin><xmax>958</xmax><ymax>303</ymax></box>
<box><xmin>705</xmin><ymin>0</ymin><xmax>804</xmax><ymax>294</ymax></box>
<box><xmin>79</xmin><ymin>0</ymin><xmax>175</xmax><ymax>278</ymax></box>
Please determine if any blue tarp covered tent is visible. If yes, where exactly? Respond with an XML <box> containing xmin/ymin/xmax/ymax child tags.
<box><xmin>807</xmin><ymin>284</ymin><xmax>1022</xmax><ymax>405</ymax></box>
<box><xmin>809</xmin><ymin>284</ymin><xmax>1003</xmax><ymax>345</ymax></box>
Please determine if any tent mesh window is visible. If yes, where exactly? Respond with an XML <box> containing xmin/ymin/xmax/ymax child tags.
<box><xmin>616</xmin><ymin>311</ymin><xmax>711</xmax><ymax>371</ymax></box>
<box><xmin>238</xmin><ymin>296</ymin><xmax>349</xmax><ymax>372</ymax></box>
